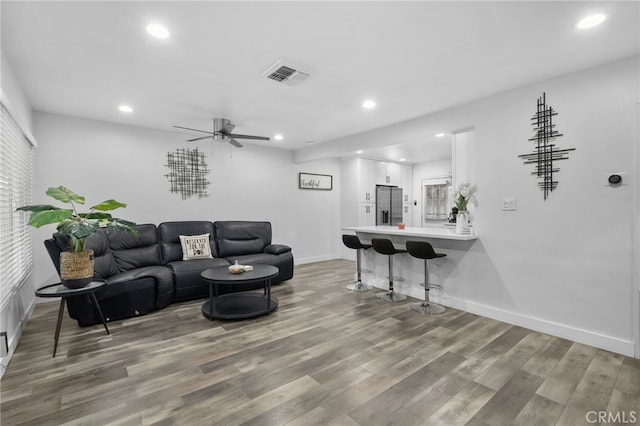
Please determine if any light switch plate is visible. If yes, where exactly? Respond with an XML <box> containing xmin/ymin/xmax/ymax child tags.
<box><xmin>502</xmin><ymin>197</ymin><xmax>516</xmax><ymax>211</ymax></box>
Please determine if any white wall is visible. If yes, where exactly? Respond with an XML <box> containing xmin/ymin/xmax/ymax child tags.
<box><xmin>0</xmin><ymin>54</ymin><xmax>36</xmax><ymax>378</ymax></box>
<box><xmin>30</xmin><ymin>112</ymin><xmax>342</xmax><ymax>289</ymax></box>
<box><xmin>333</xmin><ymin>56</ymin><xmax>639</xmax><ymax>356</ymax></box>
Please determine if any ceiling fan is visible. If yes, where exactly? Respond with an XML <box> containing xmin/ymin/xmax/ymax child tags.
<box><xmin>174</xmin><ymin>118</ymin><xmax>270</xmax><ymax>148</ymax></box>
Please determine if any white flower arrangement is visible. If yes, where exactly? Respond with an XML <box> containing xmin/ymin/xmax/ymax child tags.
<box><xmin>453</xmin><ymin>182</ymin><xmax>477</xmax><ymax>212</ymax></box>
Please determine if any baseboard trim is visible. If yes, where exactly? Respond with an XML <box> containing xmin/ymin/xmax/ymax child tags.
<box><xmin>294</xmin><ymin>255</ymin><xmax>337</xmax><ymax>265</ymax></box>
<box><xmin>443</xmin><ymin>297</ymin><xmax>636</xmax><ymax>357</ymax></box>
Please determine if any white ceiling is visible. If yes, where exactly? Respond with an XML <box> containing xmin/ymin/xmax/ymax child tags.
<box><xmin>2</xmin><ymin>1</ymin><xmax>638</xmax><ymax>163</ymax></box>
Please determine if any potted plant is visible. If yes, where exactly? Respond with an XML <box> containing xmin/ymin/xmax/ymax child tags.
<box><xmin>453</xmin><ymin>182</ymin><xmax>477</xmax><ymax>234</ymax></box>
<box><xmin>17</xmin><ymin>186</ymin><xmax>137</xmax><ymax>288</ymax></box>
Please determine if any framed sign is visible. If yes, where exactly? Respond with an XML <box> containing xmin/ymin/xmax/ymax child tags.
<box><xmin>299</xmin><ymin>173</ymin><xmax>333</xmax><ymax>190</ymax></box>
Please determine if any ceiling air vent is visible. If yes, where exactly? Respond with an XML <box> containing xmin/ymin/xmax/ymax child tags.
<box><xmin>262</xmin><ymin>61</ymin><xmax>311</xmax><ymax>86</ymax></box>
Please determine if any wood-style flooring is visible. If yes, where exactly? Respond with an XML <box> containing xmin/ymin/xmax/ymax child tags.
<box><xmin>2</xmin><ymin>259</ymin><xmax>639</xmax><ymax>425</ymax></box>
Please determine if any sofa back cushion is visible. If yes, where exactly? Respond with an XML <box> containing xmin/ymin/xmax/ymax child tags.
<box><xmin>214</xmin><ymin>221</ymin><xmax>272</xmax><ymax>258</ymax></box>
<box><xmin>108</xmin><ymin>224</ymin><xmax>161</xmax><ymax>271</ymax></box>
<box><xmin>48</xmin><ymin>230</ymin><xmax>120</xmax><ymax>281</ymax></box>
<box><xmin>158</xmin><ymin>221</ymin><xmax>217</xmax><ymax>263</ymax></box>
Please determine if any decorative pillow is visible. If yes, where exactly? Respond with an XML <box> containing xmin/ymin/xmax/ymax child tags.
<box><xmin>179</xmin><ymin>233</ymin><xmax>213</xmax><ymax>260</ymax></box>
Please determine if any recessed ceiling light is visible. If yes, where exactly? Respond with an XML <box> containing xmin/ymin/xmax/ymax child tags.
<box><xmin>274</xmin><ymin>134</ymin><xmax>284</xmax><ymax>141</ymax></box>
<box><xmin>146</xmin><ymin>23</ymin><xmax>170</xmax><ymax>39</ymax></box>
<box><xmin>435</xmin><ymin>132</ymin><xmax>445</xmax><ymax>137</ymax></box>
<box><xmin>399</xmin><ymin>158</ymin><xmax>406</xmax><ymax>162</ymax></box>
<box><xmin>362</xmin><ymin>100</ymin><xmax>376</xmax><ymax>109</ymax></box>
<box><xmin>118</xmin><ymin>105</ymin><xmax>133</xmax><ymax>113</ymax></box>
<box><xmin>356</xmin><ymin>150</ymin><xmax>363</xmax><ymax>154</ymax></box>
<box><xmin>576</xmin><ymin>14</ymin><xmax>606</xmax><ymax>29</ymax></box>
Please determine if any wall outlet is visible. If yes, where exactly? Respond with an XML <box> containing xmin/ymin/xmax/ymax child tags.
<box><xmin>502</xmin><ymin>197</ymin><xmax>517</xmax><ymax>211</ymax></box>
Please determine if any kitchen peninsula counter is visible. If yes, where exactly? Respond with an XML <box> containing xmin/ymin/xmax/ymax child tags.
<box><xmin>342</xmin><ymin>225</ymin><xmax>478</xmax><ymax>241</ymax></box>
<box><xmin>342</xmin><ymin>225</ymin><xmax>479</xmax><ymax>301</ymax></box>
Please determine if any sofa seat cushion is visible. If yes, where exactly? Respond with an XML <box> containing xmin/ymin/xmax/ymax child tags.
<box><xmin>166</xmin><ymin>257</ymin><xmax>231</xmax><ymax>301</ymax></box>
<box><xmin>226</xmin><ymin>253</ymin><xmax>283</xmax><ymax>268</ymax></box>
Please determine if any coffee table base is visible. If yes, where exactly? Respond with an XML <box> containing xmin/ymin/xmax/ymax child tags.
<box><xmin>202</xmin><ymin>293</ymin><xmax>279</xmax><ymax>320</ymax></box>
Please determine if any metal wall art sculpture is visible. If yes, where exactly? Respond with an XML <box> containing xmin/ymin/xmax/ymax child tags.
<box><xmin>165</xmin><ymin>147</ymin><xmax>210</xmax><ymax>200</ymax></box>
<box><xmin>518</xmin><ymin>92</ymin><xmax>575</xmax><ymax>200</ymax></box>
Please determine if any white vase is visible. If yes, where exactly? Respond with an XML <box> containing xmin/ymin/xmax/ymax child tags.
<box><xmin>456</xmin><ymin>211</ymin><xmax>469</xmax><ymax>234</ymax></box>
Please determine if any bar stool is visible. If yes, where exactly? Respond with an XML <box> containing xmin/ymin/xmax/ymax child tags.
<box><xmin>371</xmin><ymin>238</ymin><xmax>407</xmax><ymax>302</ymax></box>
<box><xmin>342</xmin><ymin>235</ymin><xmax>373</xmax><ymax>292</ymax></box>
<box><xmin>405</xmin><ymin>240</ymin><xmax>447</xmax><ymax>314</ymax></box>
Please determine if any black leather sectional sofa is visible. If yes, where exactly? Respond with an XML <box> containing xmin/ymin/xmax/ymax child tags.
<box><xmin>45</xmin><ymin>221</ymin><xmax>294</xmax><ymax>326</ymax></box>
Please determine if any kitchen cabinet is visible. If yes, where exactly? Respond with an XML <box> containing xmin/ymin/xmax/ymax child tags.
<box><xmin>358</xmin><ymin>203</ymin><xmax>376</xmax><ymax>226</ymax></box>
<box><xmin>341</xmin><ymin>158</ymin><xmax>376</xmax><ymax>227</ymax></box>
<box><xmin>375</xmin><ymin>162</ymin><xmax>402</xmax><ymax>186</ymax></box>
<box><xmin>357</xmin><ymin>158</ymin><xmax>376</xmax><ymax>203</ymax></box>
<box><xmin>342</xmin><ymin>158</ymin><xmax>413</xmax><ymax>227</ymax></box>
<box><xmin>401</xmin><ymin>165</ymin><xmax>412</xmax><ymax>203</ymax></box>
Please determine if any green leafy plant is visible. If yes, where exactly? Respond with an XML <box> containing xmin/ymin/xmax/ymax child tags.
<box><xmin>17</xmin><ymin>186</ymin><xmax>136</xmax><ymax>252</ymax></box>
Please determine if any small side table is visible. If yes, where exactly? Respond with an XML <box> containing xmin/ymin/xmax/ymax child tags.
<box><xmin>35</xmin><ymin>280</ymin><xmax>110</xmax><ymax>357</ymax></box>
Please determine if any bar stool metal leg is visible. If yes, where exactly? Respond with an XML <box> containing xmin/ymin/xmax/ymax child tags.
<box><xmin>411</xmin><ymin>259</ymin><xmax>445</xmax><ymax>314</ymax></box>
<box><xmin>347</xmin><ymin>247</ymin><xmax>373</xmax><ymax>292</ymax></box>
<box><xmin>376</xmin><ymin>254</ymin><xmax>407</xmax><ymax>302</ymax></box>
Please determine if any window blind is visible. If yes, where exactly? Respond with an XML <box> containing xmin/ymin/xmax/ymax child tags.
<box><xmin>423</xmin><ymin>182</ymin><xmax>449</xmax><ymax>220</ymax></box>
<box><xmin>0</xmin><ymin>103</ymin><xmax>35</xmax><ymax>311</ymax></box>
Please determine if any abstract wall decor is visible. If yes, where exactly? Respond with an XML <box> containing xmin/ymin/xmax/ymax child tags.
<box><xmin>165</xmin><ymin>148</ymin><xmax>210</xmax><ymax>199</ymax></box>
<box><xmin>518</xmin><ymin>92</ymin><xmax>575</xmax><ymax>200</ymax></box>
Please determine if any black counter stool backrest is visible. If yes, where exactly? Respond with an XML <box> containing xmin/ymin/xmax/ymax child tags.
<box><xmin>405</xmin><ymin>240</ymin><xmax>447</xmax><ymax>314</ymax></box>
<box><xmin>371</xmin><ymin>238</ymin><xmax>403</xmax><ymax>256</ymax></box>
<box><xmin>405</xmin><ymin>241</ymin><xmax>445</xmax><ymax>261</ymax></box>
<box><xmin>342</xmin><ymin>235</ymin><xmax>370</xmax><ymax>251</ymax></box>
<box><xmin>342</xmin><ymin>235</ymin><xmax>373</xmax><ymax>292</ymax></box>
<box><xmin>371</xmin><ymin>238</ymin><xmax>407</xmax><ymax>302</ymax></box>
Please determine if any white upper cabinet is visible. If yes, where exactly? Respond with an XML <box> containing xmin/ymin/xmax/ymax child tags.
<box><xmin>375</xmin><ymin>162</ymin><xmax>403</xmax><ymax>186</ymax></box>
<box><xmin>357</xmin><ymin>158</ymin><xmax>376</xmax><ymax>203</ymax></box>
<box><xmin>401</xmin><ymin>165</ymin><xmax>412</xmax><ymax>204</ymax></box>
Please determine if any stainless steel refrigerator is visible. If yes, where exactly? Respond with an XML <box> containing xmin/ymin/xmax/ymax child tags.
<box><xmin>376</xmin><ymin>185</ymin><xmax>403</xmax><ymax>226</ymax></box>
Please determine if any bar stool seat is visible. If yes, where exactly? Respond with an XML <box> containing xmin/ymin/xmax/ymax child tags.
<box><xmin>342</xmin><ymin>235</ymin><xmax>373</xmax><ymax>292</ymax></box>
<box><xmin>371</xmin><ymin>238</ymin><xmax>407</xmax><ymax>302</ymax></box>
<box><xmin>405</xmin><ymin>240</ymin><xmax>447</xmax><ymax>314</ymax></box>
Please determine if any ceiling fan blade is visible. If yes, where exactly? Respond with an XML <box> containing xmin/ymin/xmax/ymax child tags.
<box><xmin>228</xmin><ymin>133</ymin><xmax>270</xmax><ymax>141</ymax></box>
<box><xmin>228</xmin><ymin>138</ymin><xmax>243</xmax><ymax>148</ymax></box>
<box><xmin>187</xmin><ymin>135</ymin><xmax>214</xmax><ymax>142</ymax></box>
<box><xmin>173</xmin><ymin>125</ymin><xmax>214</xmax><ymax>135</ymax></box>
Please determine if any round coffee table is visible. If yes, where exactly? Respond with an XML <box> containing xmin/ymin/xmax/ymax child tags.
<box><xmin>200</xmin><ymin>264</ymin><xmax>279</xmax><ymax>320</ymax></box>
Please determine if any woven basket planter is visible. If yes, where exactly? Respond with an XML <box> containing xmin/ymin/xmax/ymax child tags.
<box><xmin>60</xmin><ymin>250</ymin><xmax>95</xmax><ymax>289</ymax></box>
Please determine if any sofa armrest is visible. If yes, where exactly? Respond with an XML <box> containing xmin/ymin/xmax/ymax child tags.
<box><xmin>264</xmin><ymin>244</ymin><xmax>291</xmax><ymax>255</ymax></box>
<box><xmin>106</xmin><ymin>266</ymin><xmax>174</xmax><ymax>309</ymax></box>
